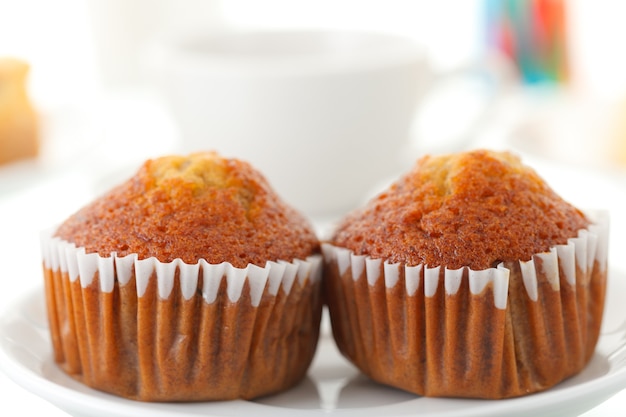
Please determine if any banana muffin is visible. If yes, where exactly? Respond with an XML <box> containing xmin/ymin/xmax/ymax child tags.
<box><xmin>323</xmin><ymin>149</ymin><xmax>609</xmax><ymax>399</ymax></box>
<box><xmin>42</xmin><ymin>151</ymin><xmax>323</xmax><ymax>401</ymax></box>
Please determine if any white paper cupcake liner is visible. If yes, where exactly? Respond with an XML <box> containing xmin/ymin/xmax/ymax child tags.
<box><xmin>323</xmin><ymin>210</ymin><xmax>609</xmax><ymax>399</ymax></box>
<box><xmin>41</xmin><ymin>229</ymin><xmax>323</xmax><ymax>401</ymax></box>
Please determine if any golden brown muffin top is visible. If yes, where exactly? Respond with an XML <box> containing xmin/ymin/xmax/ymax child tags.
<box><xmin>55</xmin><ymin>152</ymin><xmax>319</xmax><ymax>267</ymax></box>
<box><xmin>331</xmin><ymin>149</ymin><xmax>589</xmax><ymax>270</ymax></box>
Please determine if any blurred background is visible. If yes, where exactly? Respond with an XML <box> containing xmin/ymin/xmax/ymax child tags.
<box><xmin>2</xmin><ymin>0</ymin><xmax>626</xmax><ymax>194</ymax></box>
<box><xmin>2</xmin><ymin>1</ymin><xmax>626</xmax><ymax>415</ymax></box>
<box><xmin>2</xmin><ymin>0</ymin><xmax>626</xmax><ymax>226</ymax></box>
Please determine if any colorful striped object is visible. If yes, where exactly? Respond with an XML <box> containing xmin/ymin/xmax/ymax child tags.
<box><xmin>484</xmin><ymin>0</ymin><xmax>569</xmax><ymax>84</ymax></box>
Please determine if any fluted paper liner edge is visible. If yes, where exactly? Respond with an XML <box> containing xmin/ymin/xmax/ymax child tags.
<box><xmin>41</xmin><ymin>230</ymin><xmax>322</xmax><ymax>306</ymax></box>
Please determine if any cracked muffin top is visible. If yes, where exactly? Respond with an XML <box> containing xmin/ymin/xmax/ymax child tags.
<box><xmin>330</xmin><ymin>149</ymin><xmax>589</xmax><ymax>270</ymax></box>
<box><xmin>55</xmin><ymin>152</ymin><xmax>319</xmax><ymax>267</ymax></box>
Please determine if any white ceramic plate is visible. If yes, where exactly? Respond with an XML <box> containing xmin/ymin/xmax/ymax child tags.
<box><xmin>2</xmin><ymin>270</ymin><xmax>626</xmax><ymax>417</ymax></box>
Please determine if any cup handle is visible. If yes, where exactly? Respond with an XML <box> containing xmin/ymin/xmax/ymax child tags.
<box><xmin>410</xmin><ymin>51</ymin><xmax>519</xmax><ymax>154</ymax></box>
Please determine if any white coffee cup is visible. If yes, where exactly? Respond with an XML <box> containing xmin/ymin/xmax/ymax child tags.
<box><xmin>152</xmin><ymin>29</ymin><xmax>479</xmax><ymax>218</ymax></box>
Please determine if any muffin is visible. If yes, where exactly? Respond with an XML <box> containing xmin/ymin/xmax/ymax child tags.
<box><xmin>323</xmin><ymin>149</ymin><xmax>609</xmax><ymax>399</ymax></box>
<box><xmin>0</xmin><ymin>58</ymin><xmax>38</xmax><ymax>165</ymax></box>
<box><xmin>41</xmin><ymin>152</ymin><xmax>323</xmax><ymax>401</ymax></box>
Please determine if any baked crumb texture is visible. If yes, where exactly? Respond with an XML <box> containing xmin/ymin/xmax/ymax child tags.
<box><xmin>324</xmin><ymin>149</ymin><xmax>609</xmax><ymax>399</ymax></box>
<box><xmin>332</xmin><ymin>149</ymin><xmax>590</xmax><ymax>270</ymax></box>
<box><xmin>42</xmin><ymin>152</ymin><xmax>323</xmax><ymax>401</ymax></box>
<box><xmin>54</xmin><ymin>151</ymin><xmax>319</xmax><ymax>267</ymax></box>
